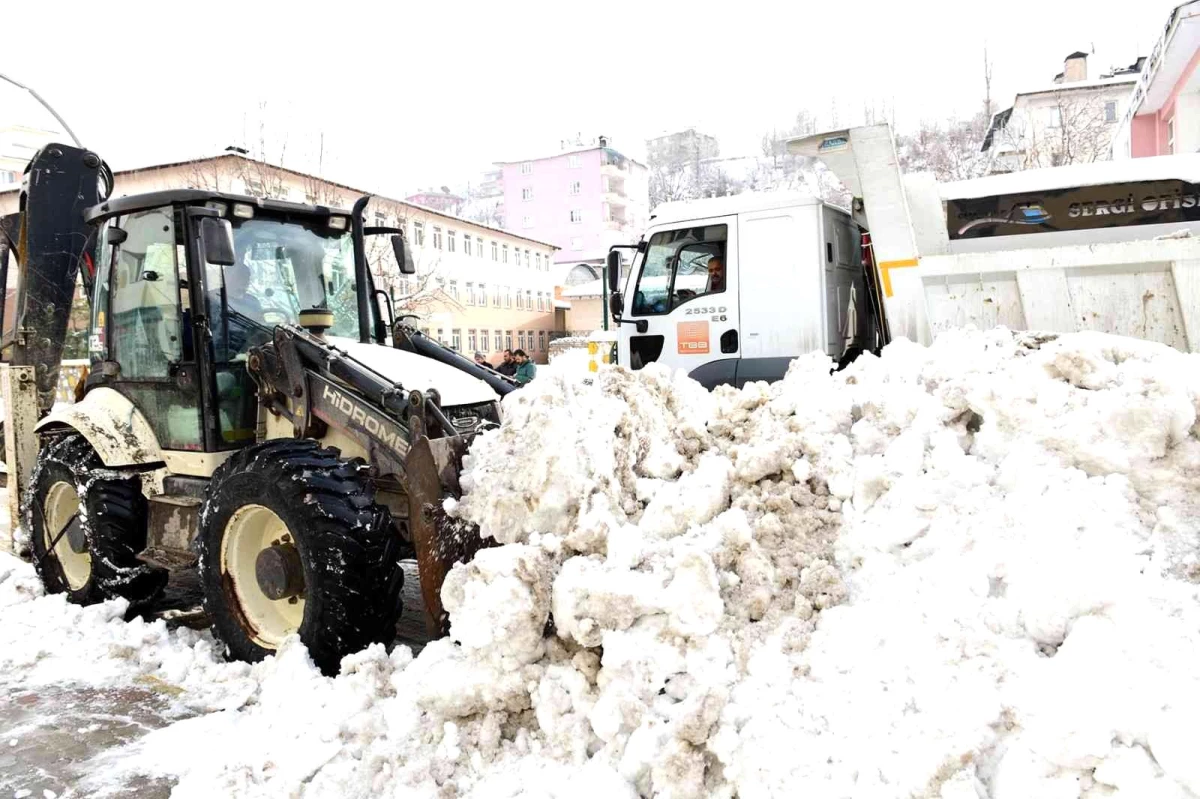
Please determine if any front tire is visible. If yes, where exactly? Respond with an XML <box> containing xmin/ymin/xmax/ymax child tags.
<box><xmin>196</xmin><ymin>439</ymin><xmax>403</xmax><ymax>675</ymax></box>
<box><xmin>25</xmin><ymin>433</ymin><xmax>166</xmax><ymax>606</ymax></box>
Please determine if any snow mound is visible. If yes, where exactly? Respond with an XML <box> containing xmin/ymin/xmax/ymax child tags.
<box><xmin>2</xmin><ymin>328</ymin><xmax>1198</xmax><ymax>798</ymax></box>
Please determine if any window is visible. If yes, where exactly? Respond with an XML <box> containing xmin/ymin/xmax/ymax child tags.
<box><xmin>539</xmin><ymin>331</ymin><xmax>546</xmax><ymax>351</ymax></box>
<box><xmin>433</xmin><ymin>226</ymin><xmax>443</xmax><ymax>249</ymax></box>
<box><xmin>491</xmin><ymin>241</ymin><xmax>499</xmax><ymax>261</ymax></box>
<box><xmin>449</xmin><ymin>280</ymin><xmax>459</xmax><ymax>301</ymax></box>
<box><xmin>437</xmin><ymin>327</ymin><xmax>445</xmax><ymax>344</ymax></box>
<box><xmin>570</xmin><ymin>181</ymin><xmax>581</xmax><ymax>195</ymax></box>
<box><xmin>494</xmin><ymin>330</ymin><xmax>503</xmax><ymax>351</ymax></box>
<box><xmin>468</xmin><ymin>329</ymin><xmax>477</xmax><ymax>352</ymax></box>
<box><xmin>526</xmin><ymin>290</ymin><xmax>533</xmax><ymax>309</ymax></box>
<box><xmin>515</xmin><ymin>290</ymin><xmax>523</xmax><ymax>310</ymax></box>
<box><xmin>631</xmin><ymin>224</ymin><xmax>728</xmax><ymax>316</ymax></box>
<box><xmin>452</xmin><ymin>329</ymin><xmax>462</xmax><ymax>351</ymax></box>
<box><xmin>447</xmin><ymin>230</ymin><xmax>456</xmax><ymax>253</ymax></box>
<box><xmin>570</xmin><ymin>209</ymin><xmax>582</xmax><ymax>223</ymax></box>
<box><xmin>413</xmin><ymin>221</ymin><xmax>425</xmax><ymax>247</ymax></box>
<box><xmin>463</xmin><ymin>236</ymin><xmax>472</xmax><ymax>256</ymax></box>
<box><xmin>520</xmin><ymin>162</ymin><xmax>533</xmax><ymax>175</ymax></box>
<box><xmin>524</xmin><ymin>249</ymin><xmax>531</xmax><ymax>268</ymax></box>
<box><xmin>502</xmin><ymin>244</ymin><xmax>509</xmax><ymax>264</ymax></box>
<box><xmin>109</xmin><ymin>209</ymin><xmax>183</xmax><ymax>380</ymax></box>
<box><xmin>1168</xmin><ymin>116</ymin><xmax>1176</xmax><ymax>154</ymax></box>
<box><xmin>568</xmin><ymin>154</ymin><xmax>581</xmax><ymax>168</ymax></box>
<box><xmin>0</xmin><ymin>171</ymin><xmax>16</xmax><ymax>185</ymax></box>
<box><xmin>522</xmin><ymin>215</ymin><xmax>533</xmax><ymax>228</ymax></box>
<box><xmin>374</xmin><ymin>211</ymin><xmax>387</xmax><ymax>227</ymax></box>
<box><xmin>477</xmin><ymin>237</ymin><xmax>484</xmax><ymax>258</ymax></box>
<box><xmin>518</xmin><ymin>331</ymin><xmax>526</xmax><ymax>351</ymax></box>
<box><xmin>522</xmin><ymin>187</ymin><xmax>533</xmax><ymax>201</ymax></box>
<box><xmin>465</xmin><ymin>282</ymin><xmax>475</xmax><ymax>305</ymax></box>
<box><xmin>535</xmin><ymin>253</ymin><xmax>542</xmax><ymax>270</ymax></box>
<box><xmin>1105</xmin><ymin>101</ymin><xmax>1117</xmax><ymax>123</ymax></box>
<box><xmin>480</xmin><ymin>283</ymin><xmax>487</xmax><ymax>307</ymax></box>
<box><xmin>1048</xmin><ymin>107</ymin><xmax>1062</xmax><ymax>128</ymax></box>
<box><xmin>493</xmin><ymin>285</ymin><xmax>501</xmax><ymax>307</ymax></box>
<box><xmin>506</xmin><ymin>287</ymin><xmax>513</xmax><ymax>308</ymax></box>
<box><xmin>505</xmin><ymin>331</ymin><xmax>513</xmax><ymax>351</ymax></box>
<box><xmin>537</xmin><ymin>292</ymin><xmax>545</xmax><ymax>312</ymax></box>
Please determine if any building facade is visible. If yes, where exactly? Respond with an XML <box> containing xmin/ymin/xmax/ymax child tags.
<box><xmin>1</xmin><ymin>153</ymin><xmax>561</xmax><ymax>364</ymax></box>
<box><xmin>0</xmin><ymin>124</ymin><xmax>61</xmax><ymax>188</ymax></box>
<box><xmin>1113</xmin><ymin>1</ymin><xmax>1200</xmax><ymax>158</ymax></box>
<box><xmin>494</xmin><ymin>136</ymin><xmax>649</xmax><ymax>269</ymax></box>
<box><xmin>646</xmin><ymin>128</ymin><xmax>720</xmax><ymax>166</ymax></box>
<box><xmin>982</xmin><ymin>52</ymin><xmax>1138</xmax><ymax>172</ymax></box>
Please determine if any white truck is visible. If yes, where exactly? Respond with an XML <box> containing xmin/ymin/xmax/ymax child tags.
<box><xmin>605</xmin><ymin>124</ymin><xmax>1200</xmax><ymax>387</ymax></box>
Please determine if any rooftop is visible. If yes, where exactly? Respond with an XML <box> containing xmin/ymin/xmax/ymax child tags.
<box><xmin>650</xmin><ymin>190</ymin><xmax>823</xmax><ymax>225</ymax></box>
<box><xmin>1</xmin><ymin>150</ymin><xmax>559</xmax><ymax>250</ymax></box>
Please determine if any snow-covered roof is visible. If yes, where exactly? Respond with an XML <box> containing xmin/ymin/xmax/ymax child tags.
<box><xmin>940</xmin><ymin>152</ymin><xmax>1200</xmax><ymax>200</ymax></box>
<box><xmin>495</xmin><ymin>145</ymin><xmax>646</xmax><ymax>170</ymax></box>
<box><xmin>1012</xmin><ymin>74</ymin><xmax>1137</xmax><ymax>101</ymax></box>
<box><xmin>650</xmin><ymin>190</ymin><xmax>820</xmax><ymax>225</ymax></box>
<box><xmin>553</xmin><ymin>299</ymin><xmax>572</xmax><ymax>309</ymax></box>
<box><xmin>562</xmin><ymin>279</ymin><xmax>604</xmax><ymax>298</ymax></box>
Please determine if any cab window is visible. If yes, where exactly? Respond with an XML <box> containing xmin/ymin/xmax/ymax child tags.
<box><xmin>631</xmin><ymin>224</ymin><xmax>727</xmax><ymax>316</ymax></box>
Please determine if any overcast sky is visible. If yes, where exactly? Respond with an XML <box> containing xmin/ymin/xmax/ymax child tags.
<box><xmin>1</xmin><ymin>0</ymin><xmax>1183</xmax><ymax>198</ymax></box>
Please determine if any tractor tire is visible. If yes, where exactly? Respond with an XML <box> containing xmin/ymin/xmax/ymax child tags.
<box><xmin>196</xmin><ymin>439</ymin><xmax>403</xmax><ymax>675</ymax></box>
<box><xmin>25</xmin><ymin>433</ymin><xmax>167</xmax><ymax>607</ymax></box>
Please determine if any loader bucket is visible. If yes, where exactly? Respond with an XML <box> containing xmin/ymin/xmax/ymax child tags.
<box><xmin>406</xmin><ymin>431</ymin><xmax>489</xmax><ymax>636</ymax></box>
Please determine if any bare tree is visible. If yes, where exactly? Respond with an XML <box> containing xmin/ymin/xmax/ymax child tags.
<box><xmin>990</xmin><ymin>91</ymin><xmax>1116</xmax><ymax>169</ymax></box>
<box><xmin>895</xmin><ymin>111</ymin><xmax>994</xmax><ymax>181</ymax></box>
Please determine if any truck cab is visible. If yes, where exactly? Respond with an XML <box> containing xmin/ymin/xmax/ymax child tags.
<box><xmin>610</xmin><ymin>192</ymin><xmax>883</xmax><ymax>388</ymax></box>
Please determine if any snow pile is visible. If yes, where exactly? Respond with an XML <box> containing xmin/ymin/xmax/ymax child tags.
<box><xmin>3</xmin><ymin>328</ymin><xmax>1199</xmax><ymax>798</ymax></box>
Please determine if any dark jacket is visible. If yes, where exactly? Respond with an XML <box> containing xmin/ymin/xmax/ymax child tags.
<box><xmin>515</xmin><ymin>361</ymin><xmax>537</xmax><ymax>385</ymax></box>
<box><xmin>496</xmin><ymin>360</ymin><xmax>518</xmax><ymax>377</ymax></box>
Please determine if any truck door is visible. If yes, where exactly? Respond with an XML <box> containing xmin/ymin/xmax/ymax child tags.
<box><xmin>618</xmin><ymin>217</ymin><xmax>739</xmax><ymax>387</ymax></box>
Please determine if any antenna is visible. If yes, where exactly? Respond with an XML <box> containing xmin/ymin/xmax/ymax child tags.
<box><xmin>0</xmin><ymin>72</ymin><xmax>83</xmax><ymax>147</ymax></box>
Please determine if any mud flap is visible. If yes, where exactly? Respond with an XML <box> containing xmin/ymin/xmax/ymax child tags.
<box><xmin>407</xmin><ymin>432</ymin><xmax>487</xmax><ymax>637</ymax></box>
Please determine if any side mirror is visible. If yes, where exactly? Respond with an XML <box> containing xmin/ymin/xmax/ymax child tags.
<box><xmin>605</xmin><ymin>250</ymin><xmax>621</xmax><ymax>292</ymax></box>
<box><xmin>393</xmin><ymin>235</ymin><xmax>415</xmax><ymax>275</ymax></box>
<box><xmin>609</xmin><ymin>291</ymin><xmax>623</xmax><ymax>320</ymax></box>
<box><xmin>200</xmin><ymin>217</ymin><xmax>235</xmax><ymax>266</ymax></box>
<box><xmin>109</xmin><ymin>228</ymin><xmax>128</xmax><ymax>246</ymax></box>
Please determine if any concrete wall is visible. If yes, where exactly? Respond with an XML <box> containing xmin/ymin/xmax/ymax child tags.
<box><xmin>563</xmin><ymin>297</ymin><xmax>603</xmax><ymax>335</ymax></box>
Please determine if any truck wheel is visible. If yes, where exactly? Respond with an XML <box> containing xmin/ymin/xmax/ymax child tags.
<box><xmin>196</xmin><ymin>439</ymin><xmax>403</xmax><ymax>675</ymax></box>
<box><xmin>25</xmin><ymin>433</ymin><xmax>167</xmax><ymax>607</ymax></box>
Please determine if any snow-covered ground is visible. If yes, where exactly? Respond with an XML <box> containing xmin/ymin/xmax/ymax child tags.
<box><xmin>2</xmin><ymin>328</ymin><xmax>1199</xmax><ymax>798</ymax></box>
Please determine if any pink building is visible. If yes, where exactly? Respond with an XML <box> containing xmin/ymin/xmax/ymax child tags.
<box><xmin>495</xmin><ymin>137</ymin><xmax>648</xmax><ymax>268</ymax></box>
<box><xmin>1115</xmin><ymin>1</ymin><xmax>1200</xmax><ymax>157</ymax></box>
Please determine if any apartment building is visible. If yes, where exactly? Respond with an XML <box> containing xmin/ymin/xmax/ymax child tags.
<box><xmin>494</xmin><ymin>135</ymin><xmax>649</xmax><ymax>269</ymax></box>
<box><xmin>0</xmin><ymin>150</ymin><xmax>561</xmax><ymax>364</ymax></box>
<box><xmin>981</xmin><ymin>52</ymin><xmax>1139</xmax><ymax>172</ymax></box>
<box><xmin>1113</xmin><ymin>0</ymin><xmax>1200</xmax><ymax>157</ymax></box>
<box><xmin>0</xmin><ymin>123</ymin><xmax>61</xmax><ymax>188</ymax></box>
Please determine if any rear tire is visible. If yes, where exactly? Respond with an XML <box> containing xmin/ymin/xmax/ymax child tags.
<box><xmin>25</xmin><ymin>433</ymin><xmax>166</xmax><ymax>606</ymax></box>
<box><xmin>196</xmin><ymin>439</ymin><xmax>403</xmax><ymax>675</ymax></box>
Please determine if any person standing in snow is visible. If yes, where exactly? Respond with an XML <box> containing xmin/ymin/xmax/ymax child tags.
<box><xmin>513</xmin><ymin>349</ymin><xmax>536</xmax><ymax>385</ymax></box>
<box><xmin>474</xmin><ymin>352</ymin><xmax>488</xmax><ymax>367</ymax></box>
<box><xmin>496</xmin><ymin>349</ymin><xmax>518</xmax><ymax>377</ymax></box>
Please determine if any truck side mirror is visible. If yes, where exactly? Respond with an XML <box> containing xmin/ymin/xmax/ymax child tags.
<box><xmin>200</xmin><ymin>217</ymin><xmax>235</xmax><ymax>266</ymax></box>
<box><xmin>609</xmin><ymin>291</ymin><xmax>623</xmax><ymax>320</ymax></box>
<box><xmin>605</xmin><ymin>250</ymin><xmax>621</xmax><ymax>292</ymax></box>
<box><xmin>393</xmin><ymin>235</ymin><xmax>415</xmax><ymax>275</ymax></box>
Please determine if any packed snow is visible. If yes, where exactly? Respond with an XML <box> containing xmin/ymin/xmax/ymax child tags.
<box><xmin>2</xmin><ymin>328</ymin><xmax>1199</xmax><ymax>798</ymax></box>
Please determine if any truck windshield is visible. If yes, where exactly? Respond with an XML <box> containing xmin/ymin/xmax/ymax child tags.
<box><xmin>207</xmin><ymin>215</ymin><xmax>357</xmax><ymax>361</ymax></box>
<box><xmin>631</xmin><ymin>225</ymin><xmax>727</xmax><ymax>315</ymax></box>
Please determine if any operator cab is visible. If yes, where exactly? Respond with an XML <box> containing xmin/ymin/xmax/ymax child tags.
<box><xmin>83</xmin><ymin>190</ymin><xmax>396</xmax><ymax>456</ymax></box>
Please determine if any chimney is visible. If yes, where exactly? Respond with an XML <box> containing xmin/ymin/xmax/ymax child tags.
<box><xmin>1063</xmin><ymin>51</ymin><xmax>1088</xmax><ymax>82</ymax></box>
<box><xmin>598</xmin><ymin>135</ymin><xmax>609</xmax><ymax>148</ymax></box>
